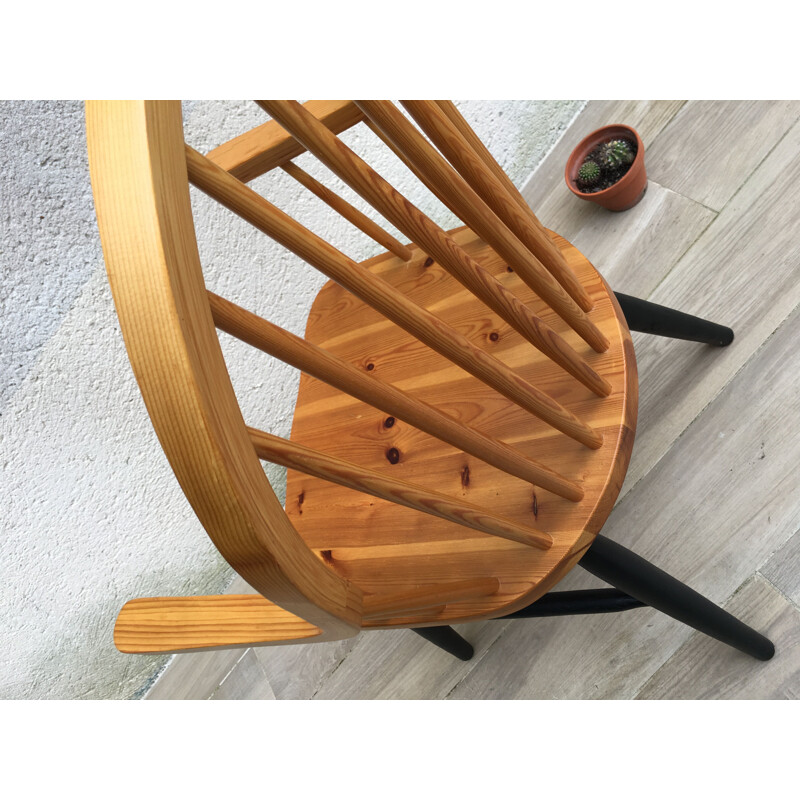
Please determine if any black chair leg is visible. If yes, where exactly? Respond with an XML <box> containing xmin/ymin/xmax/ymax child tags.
<box><xmin>412</xmin><ymin>625</ymin><xmax>474</xmax><ymax>661</ymax></box>
<box><xmin>615</xmin><ymin>291</ymin><xmax>734</xmax><ymax>346</ymax></box>
<box><xmin>580</xmin><ymin>534</ymin><xmax>774</xmax><ymax>661</ymax></box>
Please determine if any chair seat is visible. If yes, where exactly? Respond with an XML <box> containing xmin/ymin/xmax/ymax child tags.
<box><xmin>287</xmin><ymin>225</ymin><xmax>638</xmax><ymax>626</ymax></box>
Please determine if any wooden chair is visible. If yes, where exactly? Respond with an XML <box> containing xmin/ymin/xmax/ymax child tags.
<box><xmin>86</xmin><ymin>100</ymin><xmax>774</xmax><ymax>669</ymax></box>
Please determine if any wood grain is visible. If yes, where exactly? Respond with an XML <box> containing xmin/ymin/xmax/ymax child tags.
<box><xmin>405</xmin><ymin>100</ymin><xmax>592</xmax><ymax>313</ymax></box>
<box><xmin>86</xmin><ymin>101</ymin><xmax>363</xmax><ymax>637</ymax></box>
<box><xmin>205</xmin><ymin>100</ymin><xmax>363</xmax><ymax>182</ymax></box>
<box><xmin>115</xmin><ymin>595</ymin><xmax>323</xmax><ymax>654</ymax></box>
<box><xmin>248</xmin><ymin>426</ymin><xmax>553</xmax><ymax>549</ymax></box>
<box><xmin>91</xmin><ymin>100</ymin><xmax>636</xmax><ymax>666</ymax></box>
<box><xmin>451</xmin><ymin>301</ymin><xmax>800</xmax><ymax>699</ymax></box>
<box><xmin>287</xmin><ymin>228</ymin><xmax>637</xmax><ymax>626</ymax></box>
<box><xmin>359</xmin><ymin>100</ymin><xmax>600</xmax><ymax>356</ymax></box>
<box><xmin>362</xmin><ymin>578</ymin><xmax>500</xmax><ymax>620</ymax></box>
<box><xmin>538</xmin><ymin>179</ymin><xmax>717</xmax><ymax>301</ymax></box>
<box><xmin>261</xmin><ymin>100</ymin><xmax>609</xmax><ymax>355</ymax></box>
<box><xmin>359</xmin><ymin>112</ymin><xmax>609</xmax><ymax>392</ymax></box>
<box><xmin>186</xmin><ymin>145</ymin><xmax>603</xmax><ymax>451</ymax></box>
<box><xmin>210</xmin><ymin>291</ymin><xmax>582</xmax><ymax>500</ymax></box>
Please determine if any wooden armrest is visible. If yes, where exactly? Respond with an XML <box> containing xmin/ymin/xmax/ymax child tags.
<box><xmin>114</xmin><ymin>594</ymin><xmax>326</xmax><ymax>654</ymax></box>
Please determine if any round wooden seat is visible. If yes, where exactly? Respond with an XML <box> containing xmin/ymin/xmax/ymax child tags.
<box><xmin>289</xmin><ymin>226</ymin><xmax>637</xmax><ymax>627</ymax></box>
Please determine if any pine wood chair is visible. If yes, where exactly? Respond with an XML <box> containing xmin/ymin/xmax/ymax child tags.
<box><xmin>86</xmin><ymin>100</ymin><xmax>774</xmax><ymax>668</ymax></box>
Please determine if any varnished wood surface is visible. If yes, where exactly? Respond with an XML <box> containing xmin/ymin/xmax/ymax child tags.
<box><xmin>115</xmin><ymin>595</ymin><xmax>324</xmax><ymax>654</ymax></box>
<box><xmin>403</xmin><ymin>100</ymin><xmax>592</xmax><ymax>313</ymax></box>
<box><xmin>358</xmin><ymin>101</ymin><xmax>601</xmax><ymax>357</ymax></box>
<box><xmin>286</xmin><ymin>226</ymin><xmax>637</xmax><ymax>626</ymax></box>
<box><xmin>187</xmin><ymin>144</ymin><xmax>603</xmax><ymax>457</ymax></box>
<box><xmin>248</xmin><ymin>426</ymin><xmax>553</xmax><ymax>549</ymax></box>
<box><xmin>362</xmin><ymin>578</ymin><xmax>500</xmax><ymax>620</ymax></box>
<box><xmin>210</xmin><ymin>291</ymin><xmax>581</xmax><ymax>498</ymax></box>
<box><xmin>434</xmin><ymin>99</ymin><xmax>582</xmax><ymax>307</ymax></box>
<box><xmin>263</xmin><ymin>100</ymin><xmax>609</xmax><ymax>356</ymax></box>
<box><xmin>86</xmin><ymin>101</ymin><xmax>363</xmax><ymax>636</ymax></box>
<box><xmin>205</xmin><ymin>100</ymin><xmax>363</xmax><ymax>182</ymax></box>
<box><xmin>91</xmin><ymin>100</ymin><xmax>634</xmax><ymax>662</ymax></box>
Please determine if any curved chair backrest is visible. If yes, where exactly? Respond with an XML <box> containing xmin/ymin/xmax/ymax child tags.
<box><xmin>87</xmin><ymin>100</ymin><xmax>631</xmax><ymax>646</ymax></box>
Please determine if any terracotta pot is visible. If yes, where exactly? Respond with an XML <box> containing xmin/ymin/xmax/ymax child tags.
<box><xmin>565</xmin><ymin>124</ymin><xmax>647</xmax><ymax>211</ymax></box>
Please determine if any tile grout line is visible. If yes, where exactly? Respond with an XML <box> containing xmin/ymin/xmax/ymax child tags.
<box><xmin>629</xmin><ymin>571</ymin><xmax>764</xmax><ymax>700</ymax></box>
<box><xmin>642</xmin><ymin>100</ymin><xmax>689</xmax><ymax>152</ymax></box>
<box><xmin>310</xmin><ymin>639</ymin><xmax>364</xmax><ymax>700</ymax></box>
<box><xmin>442</xmin><ymin>620</ymin><xmax>514</xmax><ymax>700</ymax></box>
<box><xmin>755</xmin><ymin>569</ymin><xmax>800</xmax><ymax>614</ymax></box>
<box><xmin>207</xmin><ymin>648</ymin><xmax>252</xmax><ymax>699</ymax></box>
<box><xmin>643</xmin><ymin>103</ymin><xmax>800</xmax><ymax>216</ymax></box>
<box><xmin>623</xmin><ymin>108</ymin><xmax>800</xmax><ymax>307</ymax></box>
<box><xmin>627</xmin><ymin>181</ymin><xmax>719</xmax><ymax>305</ymax></box>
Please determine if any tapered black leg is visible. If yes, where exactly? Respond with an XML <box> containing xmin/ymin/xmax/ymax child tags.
<box><xmin>412</xmin><ymin>626</ymin><xmax>474</xmax><ymax>660</ymax></box>
<box><xmin>615</xmin><ymin>292</ymin><xmax>734</xmax><ymax>346</ymax></box>
<box><xmin>580</xmin><ymin>535</ymin><xmax>774</xmax><ymax>661</ymax></box>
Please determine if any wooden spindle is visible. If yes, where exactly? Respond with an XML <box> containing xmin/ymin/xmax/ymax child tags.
<box><xmin>281</xmin><ymin>161</ymin><xmax>412</xmax><ymax>260</ymax></box>
<box><xmin>186</xmin><ymin>146</ymin><xmax>603</xmax><ymax>450</ymax></box>
<box><xmin>362</xmin><ymin>114</ymin><xmax>610</xmax><ymax>397</ymax></box>
<box><xmin>210</xmin><ymin>292</ymin><xmax>583</xmax><ymax>500</ymax></box>
<box><xmin>357</xmin><ymin>100</ymin><xmax>610</xmax><ymax>367</ymax></box>
<box><xmin>362</xmin><ymin>578</ymin><xmax>500</xmax><ymax>620</ymax></box>
<box><xmin>259</xmin><ymin>100</ymin><xmax>609</xmax><ymax>357</ymax></box>
<box><xmin>206</xmin><ymin>100</ymin><xmax>363</xmax><ymax>182</ymax></box>
<box><xmin>248</xmin><ymin>426</ymin><xmax>553</xmax><ymax>549</ymax></box>
<box><xmin>429</xmin><ymin>100</ymin><xmax>591</xmax><ymax>312</ymax></box>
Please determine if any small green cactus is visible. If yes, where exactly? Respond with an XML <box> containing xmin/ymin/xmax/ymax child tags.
<box><xmin>577</xmin><ymin>160</ymin><xmax>601</xmax><ymax>186</ymax></box>
<box><xmin>599</xmin><ymin>139</ymin><xmax>635</xmax><ymax>169</ymax></box>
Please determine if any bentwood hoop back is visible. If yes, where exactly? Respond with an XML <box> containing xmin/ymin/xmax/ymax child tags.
<box><xmin>87</xmin><ymin>101</ymin><xmax>772</xmax><ymax>665</ymax></box>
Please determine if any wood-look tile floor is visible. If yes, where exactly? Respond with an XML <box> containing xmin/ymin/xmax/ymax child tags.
<box><xmin>146</xmin><ymin>100</ymin><xmax>800</xmax><ymax>700</ymax></box>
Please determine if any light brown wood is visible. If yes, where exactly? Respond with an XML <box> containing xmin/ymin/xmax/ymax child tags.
<box><xmin>259</xmin><ymin>100</ymin><xmax>609</xmax><ymax>356</ymax></box>
<box><xmin>210</xmin><ymin>291</ymin><xmax>582</xmax><ymax>500</ymax></box>
<box><xmin>114</xmin><ymin>595</ymin><xmax>324</xmax><ymax>654</ymax></box>
<box><xmin>89</xmin><ymin>100</ymin><xmax>638</xmax><ymax>659</ymax></box>
<box><xmin>362</xmin><ymin>578</ymin><xmax>500</xmax><ymax>620</ymax></box>
<box><xmin>428</xmin><ymin>100</ymin><xmax>591</xmax><ymax>312</ymax></box>
<box><xmin>86</xmin><ymin>101</ymin><xmax>362</xmax><ymax>637</ymax></box>
<box><xmin>206</xmin><ymin>100</ymin><xmax>363</xmax><ymax>182</ymax></box>
<box><xmin>359</xmin><ymin>100</ymin><xmax>604</xmax><ymax>354</ymax></box>
<box><xmin>358</xmin><ymin>107</ymin><xmax>609</xmax><ymax>392</ymax></box>
<box><xmin>280</xmin><ymin>161</ymin><xmax>412</xmax><ymax>260</ymax></box>
<box><xmin>186</xmin><ymin>145</ymin><xmax>602</xmax><ymax>450</ymax></box>
<box><xmin>248</xmin><ymin>425</ymin><xmax>553</xmax><ymax>549</ymax></box>
<box><xmin>286</xmin><ymin>228</ymin><xmax>637</xmax><ymax>626</ymax></box>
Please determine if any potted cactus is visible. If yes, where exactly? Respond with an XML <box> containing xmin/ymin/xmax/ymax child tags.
<box><xmin>565</xmin><ymin>124</ymin><xmax>647</xmax><ymax>211</ymax></box>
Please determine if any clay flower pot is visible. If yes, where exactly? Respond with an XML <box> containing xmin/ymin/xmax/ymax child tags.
<box><xmin>565</xmin><ymin>124</ymin><xmax>647</xmax><ymax>211</ymax></box>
